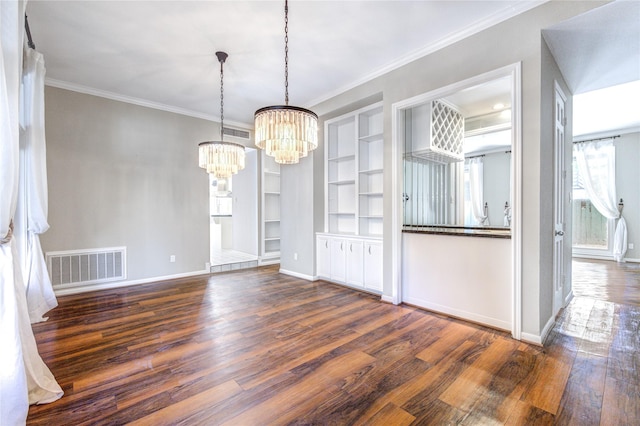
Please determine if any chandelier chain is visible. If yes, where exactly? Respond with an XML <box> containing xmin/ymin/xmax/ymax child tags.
<box><xmin>220</xmin><ymin>56</ymin><xmax>224</xmax><ymax>140</ymax></box>
<box><xmin>284</xmin><ymin>0</ymin><xmax>289</xmax><ymax>106</ymax></box>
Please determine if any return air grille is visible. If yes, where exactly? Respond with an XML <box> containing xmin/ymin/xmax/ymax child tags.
<box><xmin>223</xmin><ymin>127</ymin><xmax>250</xmax><ymax>139</ymax></box>
<box><xmin>46</xmin><ymin>247</ymin><xmax>126</xmax><ymax>289</ymax></box>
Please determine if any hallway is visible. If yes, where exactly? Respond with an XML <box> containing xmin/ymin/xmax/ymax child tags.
<box><xmin>543</xmin><ymin>259</ymin><xmax>640</xmax><ymax>423</ymax></box>
<box><xmin>572</xmin><ymin>258</ymin><xmax>640</xmax><ymax>306</ymax></box>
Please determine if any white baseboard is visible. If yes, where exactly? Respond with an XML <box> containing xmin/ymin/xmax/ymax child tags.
<box><xmin>380</xmin><ymin>295</ymin><xmax>396</xmax><ymax>304</ymax></box>
<box><xmin>520</xmin><ymin>332</ymin><xmax>543</xmax><ymax>345</ymax></box>
<box><xmin>573</xmin><ymin>254</ymin><xmax>640</xmax><ymax>264</ymax></box>
<box><xmin>279</xmin><ymin>268</ymin><xmax>315</xmax><ymax>281</ymax></box>
<box><xmin>54</xmin><ymin>269</ymin><xmax>210</xmax><ymax>296</ymax></box>
<box><xmin>564</xmin><ymin>290</ymin><xmax>574</xmax><ymax>307</ymax></box>
<box><xmin>403</xmin><ymin>296</ymin><xmax>511</xmax><ymax>332</ymax></box>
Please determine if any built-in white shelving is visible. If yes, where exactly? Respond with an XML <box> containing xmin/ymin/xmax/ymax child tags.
<box><xmin>324</xmin><ymin>102</ymin><xmax>383</xmax><ymax>237</ymax></box>
<box><xmin>260</xmin><ymin>153</ymin><xmax>280</xmax><ymax>264</ymax></box>
<box><xmin>318</xmin><ymin>102</ymin><xmax>384</xmax><ymax>292</ymax></box>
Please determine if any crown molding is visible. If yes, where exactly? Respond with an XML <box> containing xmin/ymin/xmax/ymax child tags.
<box><xmin>307</xmin><ymin>1</ymin><xmax>546</xmax><ymax>109</ymax></box>
<box><xmin>45</xmin><ymin>78</ymin><xmax>253</xmax><ymax>130</ymax></box>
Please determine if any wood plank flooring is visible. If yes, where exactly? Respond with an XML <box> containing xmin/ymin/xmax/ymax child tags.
<box><xmin>573</xmin><ymin>258</ymin><xmax>640</xmax><ymax>306</ymax></box>
<box><xmin>27</xmin><ymin>264</ymin><xmax>639</xmax><ymax>425</ymax></box>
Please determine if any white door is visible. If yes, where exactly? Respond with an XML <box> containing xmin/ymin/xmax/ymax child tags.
<box><xmin>345</xmin><ymin>239</ymin><xmax>364</xmax><ymax>287</ymax></box>
<box><xmin>553</xmin><ymin>84</ymin><xmax>567</xmax><ymax>316</ymax></box>
<box><xmin>330</xmin><ymin>238</ymin><xmax>347</xmax><ymax>282</ymax></box>
<box><xmin>364</xmin><ymin>241</ymin><xmax>383</xmax><ymax>292</ymax></box>
<box><xmin>316</xmin><ymin>236</ymin><xmax>331</xmax><ymax>279</ymax></box>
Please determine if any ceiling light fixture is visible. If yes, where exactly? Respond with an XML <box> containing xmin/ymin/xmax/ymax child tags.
<box><xmin>198</xmin><ymin>51</ymin><xmax>246</xmax><ymax>179</ymax></box>
<box><xmin>254</xmin><ymin>0</ymin><xmax>318</xmax><ymax>165</ymax></box>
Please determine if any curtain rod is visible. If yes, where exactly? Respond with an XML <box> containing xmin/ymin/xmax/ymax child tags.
<box><xmin>465</xmin><ymin>150</ymin><xmax>511</xmax><ymax>160</ymax></box>
<box><xmin>573</xmin><ymin>135</ymin><xmax>620</xmax><ymax>144</ymax></box>
<box><xmin>25</xmin><ymin>15</ymin><xmax>35</xmax><ymax>49</ymax></box>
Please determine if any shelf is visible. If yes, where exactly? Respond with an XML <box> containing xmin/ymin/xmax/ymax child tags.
<box><xmin>264</xmin><ymin>192</ymin><xmax>280</xmax><ymax>195</ymax></box>
<box><xmin>264</xmin><ymin>237</ymin><xmax>280</xmax><ymax>242</ymax></box>
<box><xmin>359</xmin><ymin>168</ymin><xmax>383</xmax><ymax>175</ymax></box>
<box><xmin>328</xmin><ymin>154</ymin><xmax>356</xmax><ymax>163</ymax></box>
<box><xmin>325</xmin><ymin>102</ymin><xmax>383</xmax><ymax>237</ymax></box>
<box><xmin>328</xmin><ymin>179</ymin><xmax>355</xmax><ymax>186</ymax></box>
<box><xmin>264</xmin><ymin>170</ymin><xmax>280</xmax><ymax>175</ymax></box>
<box><xmin>358</xmin><ymin>132</ymin><xmax>383</xmax><ymax>143</ymax></box>
<box><xmin>264</xmin><ymin>219</ymin><xmax>280</xmax><ymax>223</ymax></box>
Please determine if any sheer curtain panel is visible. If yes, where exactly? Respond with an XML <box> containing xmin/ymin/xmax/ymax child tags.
<box><xmin>574</xmin><ymin>139</ymin><xmax>627</xmax><ymax>262</ymax></box>
<box><xmin>468</xmin><ymin>158</ymin><xmax>487</xmax><ymax>226</ymax></box>
<box><xmin>1</xmin><ymin>2</ymin><xmax>63</xmax><ymax>425</ymax></box>
<box><xmin>19</xmin><ymin>45</ymin><xmax>58</xmax><ymax>322</ymax></box>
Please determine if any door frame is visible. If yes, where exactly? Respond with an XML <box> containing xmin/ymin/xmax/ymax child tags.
<box><xmin>390</xmin><ymin>62</ymin><xmax>523</xmax><ymax>340</ymax></box>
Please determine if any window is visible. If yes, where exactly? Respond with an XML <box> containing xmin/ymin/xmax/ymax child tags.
<box><xmin>572</xmin><ymin>153</ymin><xmax>611</xmax><ymax>252</ymax></box>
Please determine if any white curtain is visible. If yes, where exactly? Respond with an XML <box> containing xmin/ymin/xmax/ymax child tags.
<box><xmin>575</xmin><ymin>139</ymin><xmax>627</xmax><ymax>262</ymax></box>
<box><xmin>19</xmin><ymin>45</ymin><xmax>58</xmax><ymax>323</ymax></box>
<box><xmin>1</xmin><ymin>2</ymin><xmax>63</xmax><ymax>425</ymax></box>
<box><xmin>468</xmin><ymin>158</ymin><xmax>487</xmax><ymax>226</ymax></box>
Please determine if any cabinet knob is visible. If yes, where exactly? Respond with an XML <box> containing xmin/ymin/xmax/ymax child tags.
<box><xmin>325</xmin><ymin>240</ymin><xmax>328</xmax><ymax>248</ymax></box>
<box><xmin>368</xmin><ymin>246</ymin><xmax>372</xmax><ymax>255</ymax></box>
<box><xmin>350</xmin><ymin>243</ymin><xmax>352</xmax><ymax>252</ymax></box>
<box><xmin>341</xmin><ymin>242</ymin><xmax>344</xmax><ymax>251</ymax></box>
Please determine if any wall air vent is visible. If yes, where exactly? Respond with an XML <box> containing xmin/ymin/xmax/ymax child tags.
<box><xmin>223</xmin><ymin>127</ymin><xmax>250</xmax><ymax>140</ymax></box>
<box><xmin>46</xmin><ymin>247</ymin><xmax>126</xmax><ymax>289</ymax></box>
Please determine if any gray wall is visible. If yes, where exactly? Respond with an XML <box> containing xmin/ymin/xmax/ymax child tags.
<box><xmin>541</xmin><ymin>35</ymin><xmax>574</xmax><ymax>324</ymax></box>
<box><xmin>280</xmin><ymin>153</ymin><xmax>315</xmax><ymax>276</ymax></box>
<box><xmin>41</xmin><ymin>87</ymin><xmax>214</xmax><ymax>280</ymax></box>
<box><xmin>615</xmin><ymin>132</ymin><xmax>640</xmax><ymax>260</ymax></box>
<box><xmin>232</xmin><ymin>149</ymin><xmax>258</xmax><ymax>256</ymax></box>
<box><xmin>293</xmin><ymin>0</ymin><xmax>605</xmax><ymax>339</ymax></box>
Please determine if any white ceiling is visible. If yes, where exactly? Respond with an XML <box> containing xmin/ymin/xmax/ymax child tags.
<box><xmin>26</xmin><ymin>0</ymin><xmax>640</xmax><ymax>137</ymax></box>
<box><xmin>26</xmin><ymin>0</ymin><xmax>544</xmax><ymax>127</ymax></box>
<box><xmin>543</xmin><ymin>0</ymin><xmax>640</xmax><ymax>137</ymax></box>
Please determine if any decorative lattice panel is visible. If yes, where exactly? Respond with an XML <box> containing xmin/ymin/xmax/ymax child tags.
<box><xmin>429</xmin><ymin>100</ymin><xmax>464</xmax><ymax>163</ymax></box>
<box><xmin>412</xmin><ymin>100</ymin><xmax>464</xmax><ymax>164</ymax></box>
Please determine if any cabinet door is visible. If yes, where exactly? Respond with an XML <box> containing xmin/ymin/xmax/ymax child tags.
<box><xmin>316</xmin><ymin>236</ymin><xmax>331</xmax><ymax>279</ymax></box>
<box><xmin>329</xmin><ymin>238</ymin><xmax>347</xmax><ymax>282</ymax></box>
<box><xmin>364</xmin><ymin>241</ymin><xmax>383</xmax><ymax>292</ymax></box>
<box><xmin>345</xmin><ymin>239</ymin><xmax>364</xmax><ymax>287</ymax></box>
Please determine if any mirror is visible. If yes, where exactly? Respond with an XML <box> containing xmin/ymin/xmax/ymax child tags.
<box><xmin>402</xmin><ymin>74</ymin><xmax>513</xmax><ymax>229</ymax></box>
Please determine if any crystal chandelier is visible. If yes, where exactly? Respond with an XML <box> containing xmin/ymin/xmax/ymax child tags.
<box><xmin>254</xmin><ymin>0</ymin><xmax>318</xmax><ymax>165</ymax></box>
<box><xmin>199</xmin><ymin>51</ymin><xmax>246</xmax><ymax>179</ymax></box>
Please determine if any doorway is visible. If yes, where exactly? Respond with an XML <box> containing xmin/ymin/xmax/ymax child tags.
<box><xmin>209</xmin><ymin>148</ymin><xmax>259</xmax><ymax>272</ymax></box>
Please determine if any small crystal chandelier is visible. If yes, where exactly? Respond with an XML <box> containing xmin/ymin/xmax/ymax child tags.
<box><xmin>199</xmin><ymin>51</ymin><xmax>246</xmax><ymax>179</ymax></box>
<box><xmin>254</xmin><ymin>0</ymin><xmax>318</xmax><ymax>165</ymax></box>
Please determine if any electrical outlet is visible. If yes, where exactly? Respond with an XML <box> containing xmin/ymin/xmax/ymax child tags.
<box><xmin>294</xmin><ymin>253</ymin><xmax>298</xmax><ymax>261</ymax></box>
<box><xmin>629</xmin><ymin>243</ymin><xmax>635</xmax><ymax>250</ymax></box>
<box><xmin>170</xmin><ymin>255</ymin><xmax>176</xmax><ymax>262</ymax></box>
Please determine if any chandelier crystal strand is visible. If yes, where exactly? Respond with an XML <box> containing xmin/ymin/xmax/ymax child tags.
<box><xmin>254</xmin><ymin>0</ymin><xmax>318</xmax><ymax>165</ymax></box>
<box><xmin>198</xmin><ymin>51</ymin><xmax>245</xmax><ymax>178</ymax></box>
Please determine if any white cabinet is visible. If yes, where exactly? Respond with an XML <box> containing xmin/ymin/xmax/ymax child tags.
<box><xmin>316</xmin><ymin>236</ymin><xmax>331</xmax><ymax>279</ymax></box>
<box><xmin>319</xmin><ymin>102</ymin><xmax>383</xmax><ymax>293</ymax></box>
<box><xmin>325</xmin><ymin>102</ymin><xmax>383</xmax><ymax>237</ymax></box>
<box><xmin>316</xmin><ymin>233</ymin><xmax>381</xmax><ymax>293</ymax></box>
<box><xmin>346</xmin><ymin>239</ymin><xmax>364</xmax><ymax>287</ymax></box>
<box><xmin>329</xmin><ymin>238</ymin><xmax>347</xmax><ymax>283</ymax></box>
<box><xmin>260</xmin><ymin>152</ymin><xmax>280</xmax><ymax>264</ymax></box>
<box><xmin>364</xmin><ymin>241</ymin><xmax>383</xmax><ymax>292</ymax></box>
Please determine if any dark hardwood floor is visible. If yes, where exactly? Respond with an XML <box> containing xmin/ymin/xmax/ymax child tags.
<box><xmin>27</xmin><ymin>263</ymin><xmax>639</xmax><ymax>425</ymax></box>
